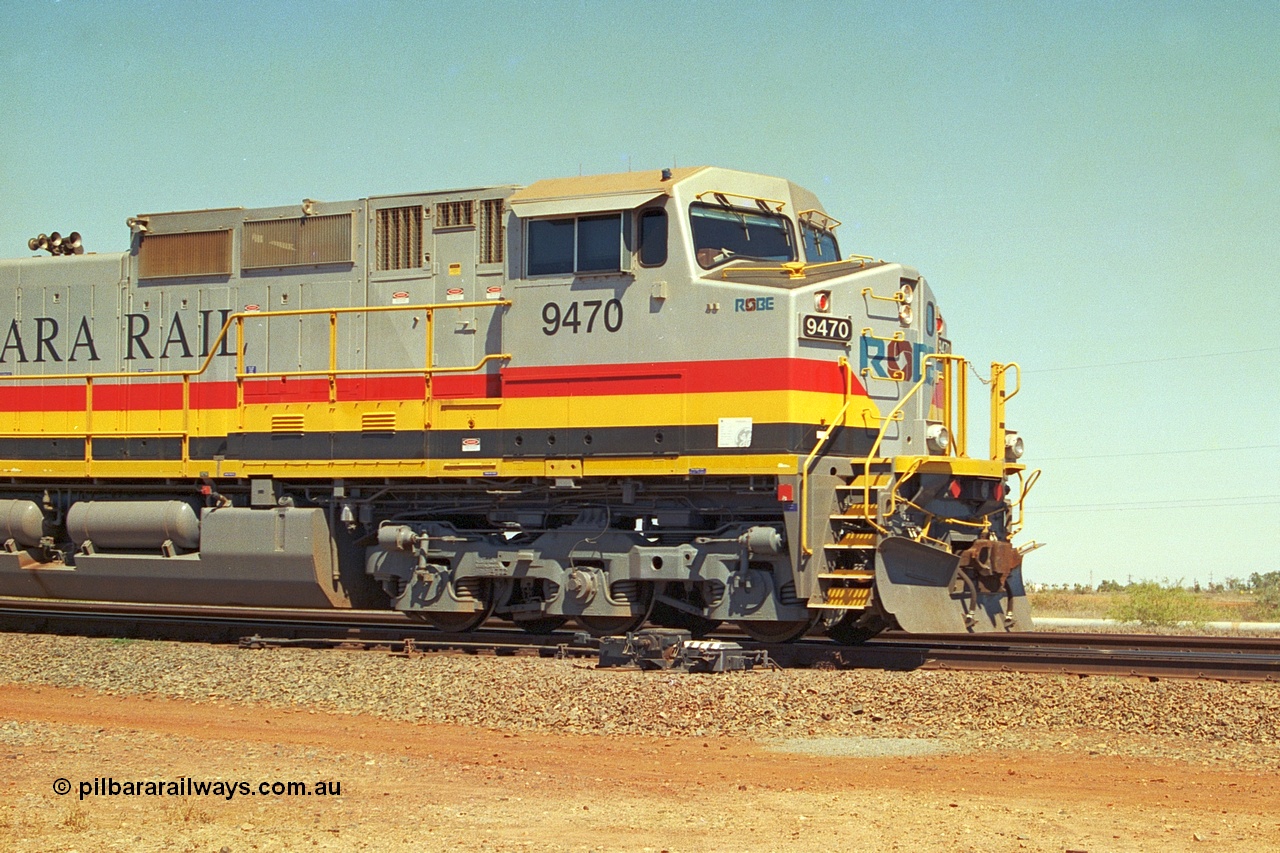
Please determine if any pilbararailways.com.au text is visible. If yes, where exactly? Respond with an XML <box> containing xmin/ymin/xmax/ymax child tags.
<box><xmin>54</xmin><ymin>777</ymin><xmax>342</xmax><ymax>801</ymax></box>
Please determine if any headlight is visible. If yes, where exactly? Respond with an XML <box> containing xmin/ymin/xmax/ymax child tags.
<box><xmin>1005</xmin><ymin>432</ymin><xmax>1025</xmax><ymax>461</ymax></box>
<box><xmin>898</xmin><ymin>303</ymin><xmax>913</xmax><ymax>326</ymax></box>
<box><xmin>926</xmin><ymin>423</ymin><xmax>951</xmax><ymax>454</ymax></box>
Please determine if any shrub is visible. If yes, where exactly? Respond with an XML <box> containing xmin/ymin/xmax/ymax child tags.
<box><xmin>1247</xmin><ymin>575</ymin><xmax>1280</xmax><ymax>622</ymax></box>
<box><xmin>1107</xmin><ymin>580</ymin><xmax>1214</xmax><ymax>627</ymax></box>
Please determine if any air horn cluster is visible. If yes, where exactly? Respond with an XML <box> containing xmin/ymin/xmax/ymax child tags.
<box><xmin>28</xmin><ymin>231</ymin><xmax>84</xmax><ymax>256</ymax></box>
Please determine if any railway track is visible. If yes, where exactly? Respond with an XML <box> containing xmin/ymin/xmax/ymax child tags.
<box><xmin>1</xmin><ymin>597</ymin><xmax>1278</xmax><ymax>682</ymax></box>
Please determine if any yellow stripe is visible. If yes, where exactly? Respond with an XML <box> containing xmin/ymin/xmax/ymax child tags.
<box><xmin>0</xmin><ymin>389</ymin><xmax>882</xmax><ymax>438</ymax></box>
<box><xmin>7</xmin><ymin>453</ymin><xmax>804</xmax><ymax>481</ymax></box>
<box><xmin>893</xmin><ymin>455</ymin><xmax>1024</xmax><ymax>477</ymax></box>
<box><xmin>821</xmin><ymin>586</ymin><xmax>873</xmax><ymax>608</ymax></box>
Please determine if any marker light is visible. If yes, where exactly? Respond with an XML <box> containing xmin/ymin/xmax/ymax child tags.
<box><xmin>814</xmin><ymin>290</ymin><xmax>831</xmax><ymax>313</ymax></box>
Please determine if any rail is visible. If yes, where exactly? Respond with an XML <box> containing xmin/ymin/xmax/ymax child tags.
<box><xmin>2</xmin><ymin>599</ymin><xmax>1276</xmax><ymax>680</ymax></box>
<box><xmin>0</xmin><ymin>300</ymin><xmax>511</xmax><ymax>469</ymax></box>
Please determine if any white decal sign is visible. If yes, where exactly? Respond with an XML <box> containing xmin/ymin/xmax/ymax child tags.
<box><xmin>717</xmin><ymin>417</ymin><xmax>753</xmax><ymax>448</ymax></box>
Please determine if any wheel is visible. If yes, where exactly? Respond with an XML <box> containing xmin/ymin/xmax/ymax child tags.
<box><xmin>735</xmin><ymin>617</ymin><xmax>818</xmax><ymax>644</ymax></box>
<box><xmin>650</xmin><ymin>600</ymin><xmax>722</xmax><ymax>639</ymax></box>
<box><xmin>825</xmin><ymin>611</ymin><xmax>891</xmax><ymax>645</ymax></box>
<box><xmin>577</xmin><ymin>583</ymin><xmax>656</xmax><ymax>637</ymax></box>
<box><xmin>419</xmin><ymin>609</ymin><xmax>491</xmax><ymax>632</ymax></box>
<box><xmin>408</xmin><ymin>578</ymin><xmax>496</xmax><ymax>632</ymax></box>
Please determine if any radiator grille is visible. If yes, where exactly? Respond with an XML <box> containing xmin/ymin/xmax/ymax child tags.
<box><xmin>361</xmin><ymin>412</ymin><xmax>397</xmax><ymax>432</ymax></box>
<box><xmin>478</xmin><ymin>198</ymin><xmax>504</xmax><ymax>263</ymax></box>
<box><xmin>138</xmin><ymin>230</ymin><xmax>232</xmax><ymax>279</ymax></box>
<box><xmin>435</xmin><ymin>200</ymin><xmax>475</xmax><ymax>229</ymax></box>
<box><xmin>375</xmin><ymin>206</ymin><xmax>424</xmax><ymax>271</ymax></box>
<box><xmin>243</xmin><ymin>214</ymin><xmax>352</xmax><ymax>269</ymax></box>
<box><xmin>270</xmin><ymin>413</ymin><xmax>305</xmax><ymax>433</ymax></box>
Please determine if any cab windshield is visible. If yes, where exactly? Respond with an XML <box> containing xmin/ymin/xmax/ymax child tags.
<box><xmin>690</xmin><ymin>203</ymin><xmax>795</xmax><ymax>269</ymax></box>
<box><xmin>802</xmin><ymin>222</ymin><xmax>840</xmax><ymax>263</ymax></box>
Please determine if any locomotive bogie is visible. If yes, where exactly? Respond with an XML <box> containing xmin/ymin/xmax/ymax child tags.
<box><xmin>365</xmin><ymin>509</ymin><xmax>811</xmax><ymax>636</ymax></box>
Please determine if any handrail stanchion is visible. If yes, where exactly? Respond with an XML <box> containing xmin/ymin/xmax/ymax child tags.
<box><xmin>799</xmin><ymin>358</ymin><xmax>854</xmax><ymax>557</ymax></box>
<box><xmin>235</xmin><ymin>314</ymin><xmax>246</xmax><ymax>429</ymax></box>
<box><xmin>328</xmin><ymin>311</ymin><xmax>339</xmax><ymax>404</ymax></box>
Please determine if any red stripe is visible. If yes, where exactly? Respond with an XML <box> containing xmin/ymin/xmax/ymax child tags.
<box><xmin>0</xmin><ymin>385</ymin><xmax>86</xmax><ymax>412</ymax></box>
<box><xmin>430</xmin><ymin>373</ymin><xmax>501</xmax><ymax>399</ymax></box>
<box><xmin>499</xmin><ymin>359</ymin><xmax>863</xmax><ymax>397</ymax></box>
<box><xmin>0</xmin><ymin>358</ymin><xmax>862</xmax><ymax>412</ymax></box>
<box><xmin>189</xmin><ymin>382</ymin><xmax>237</xmax><ymax>409</ymax></box>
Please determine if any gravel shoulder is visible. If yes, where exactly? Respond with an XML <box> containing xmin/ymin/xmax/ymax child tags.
<box><xmin>1</xmin><ymin>633</ymin><xmax>1278</xmax><ymax>852</ymax></box>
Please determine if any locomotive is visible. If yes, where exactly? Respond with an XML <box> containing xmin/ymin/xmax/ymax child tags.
<box><xmin>0</xmin><ymin>166</ymin><xmax>1037</xmax><ymax>642</ymax></box>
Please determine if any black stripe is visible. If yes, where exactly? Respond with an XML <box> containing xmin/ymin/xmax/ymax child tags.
<box><xmin>0</xmin><ymin>437</ymin><xmax>85</xmax><ymax>460</ymax></box>
<box><xmin>92</xmin><ymin>438</ymin><xmax>185</xmax><ymax>461</ymax></box>
<box><xmin>0</xmin><ymin>423</ymin><xmax>878</xmax><ymax>463</ymax></box>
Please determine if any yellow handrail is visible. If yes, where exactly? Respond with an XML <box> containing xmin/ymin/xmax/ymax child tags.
<box><xmin>225</xmin><ymin>353</ymin><xmax>511</xmax><ymax>382</ymax></box>
<box><xmin>716</xmin><ymin>255</ymin><xmax>880</xmax><ymax>280</ymax></box>
<box><xmin>859</xmin><ymin>327</ymin><xmax>905</xmax><ymax>343</ymax></box>
<box><xmin>861</xmin><ymin>352</ymin><xmax>965</xmax><ymax>530</ymax></box>
<box><xmin>0</xmin><ymin>300</ymin><xmax>512</xmax><ymax>460</ymax></box>
<box><xmin>694</xmin><ymin>190</ymin><xmax>787</xmax><ymax>212</ymax></box>
<box><xmin>861</xmin><ymin>358</ymin><xmax>1025</xmax><ymax>533</ymax></box>
<box><xmin>1008</xmin><ymin>467</ymin><xmax>1041</xmax><ymax>537</ymax></box>
<box><xmin>0</xmin><ymin>300</ymin><xmax>509</xmax><ymax>384</ymax></box>
<box><xmin>858</xmin><ymin>328</ymin><xmax>908</xmax><ymax>385</ymax></box>
<box><xmin>988</xmin><ymin>361</ymin><xmax>1021</xmax><ymax>461</ymax></box>
<box><xmin>799</xmin><ymin>357</ymin><xmax>854</xmax><ymax>557</ymax></box>
<box><xmin>860</xmin><ymin>286</ymin><xmax>909</xmax><ymax>305</ymax></box>
<box><xmin>796</xmin><ymin>209</ymin><xmax>843</xmax><ymax>231</ymax></box>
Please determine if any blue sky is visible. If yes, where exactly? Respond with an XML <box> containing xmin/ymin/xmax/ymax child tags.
<box><xmin>2</xmin><ymin>0</ymin><xmax>1277</xmax><ymax>586</ymax></box>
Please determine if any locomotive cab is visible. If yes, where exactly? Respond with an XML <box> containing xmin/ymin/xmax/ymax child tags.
<box><xmin>491</xmin><ymin>166</ymin><xmax>1037</xmax><ymax>639</ymax></box>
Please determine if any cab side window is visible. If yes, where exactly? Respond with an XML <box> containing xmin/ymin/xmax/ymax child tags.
<box><xmin>637</xmin><ymin>209</ymin><xmax>667</xmax><ymax>267</ymax></box>
<box><xmin>527</xmin><ymin>219</ymin><xmax>576</xmax><ymax>275</ymax></box>
<box><xmin>526</xmin><ymin>215</ymin><xmax>624</xmax><ymax>276</ymax></box>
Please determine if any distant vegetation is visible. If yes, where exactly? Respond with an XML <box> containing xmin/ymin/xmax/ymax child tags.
<box><xmin>1028</xmin><ymin>572</ymin><xmax>1280</xmax><ymax>626</ymax></box>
